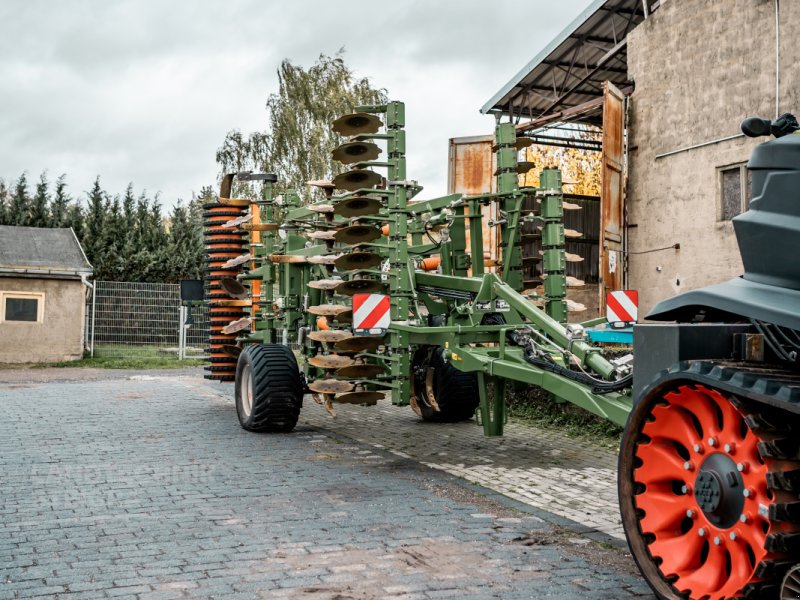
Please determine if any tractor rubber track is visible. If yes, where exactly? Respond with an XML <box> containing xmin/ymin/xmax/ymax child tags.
<box><xmin>626</xmin><ymin>360</ymin><xmax>800</xmax><ymax>599</ymax></box>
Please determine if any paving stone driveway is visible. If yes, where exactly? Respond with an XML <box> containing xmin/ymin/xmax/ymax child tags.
<box><xmin>0</xmin><ymin>373</ymin><xmax>653</xmax><ymax>599</ymax></box>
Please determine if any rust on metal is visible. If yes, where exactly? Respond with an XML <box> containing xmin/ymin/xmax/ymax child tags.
<box><xmin>333</xmin><ymin>391</ymin><xmax>384</xmax><ymax>405</ymax></box>
<box><xmin>218</xmin><ymin>198</ymin><xmax>252</xmax><ymax>207</ymax></box>
<box><xmin>222</xmin><ymin>253</ymin><xmax>252</xmax><ymax>268</ymax></box>
<box><xmin>307</xmin><ymin>230</ymin><xmax>338</xmax><ymax>240</ymax></box>
<box><xmin>222</xmin><ymin>317</ymin><xmax>252</xmax><ymax>335</ymax></box>
<box><xmin>334</xmin><ymin>336</ymin><xmax>383</xmax><ymax>353</ymax></box>
<box><xmin>307</xmin><ymin>330</ymin><xmax>352</xmax><ymax>343</ymax></box>
<box><xmin>334</xmin><ymin>309</ymin><xmax>353</xmax><ymax>323</ymax></box>
<box><xmin>214</xmin><ymin>299</ymin><xmax>252</xmax><ymax>307</ymax></box>
<box><xmin>308</xmin><ymin>279</ymin><xmax>343</xmax><ymax>291</ymax></box>
<box><xmin>240</xmin><ymin>223</ymin><xmax>279</xmax><ymax>232</ymax></box>
<box><xmin>269</xmin><ymin>253</ymin><xmax>307</xmax><ymax>264</ymax></box>
<box><xmin>220</xmin><ymin>278</ymin><xmax>249</xmax><ymax>299</ymax></box>
<box><xmin>307</xmin><ymin>379</ymin><xmax>354</xmax><ymax>394</ymax></box>
<box><xmin>307</xmin><ymin>254</ymin><xmax>342</xmax><ymax>265</ymax></box>
<box><xmin>308</xmin><ymin>204</ymin><xmax>335</xmax><ymax>214</ymax></box>
<box><xmin>224</xmin><ymin>213</ymin><xmax>253</xmax><ymax>228</ymax></box>
<box><xmin>335</xmin><ymin>364</ymin><xmax>385</xmax><ymax>378</ymax></box>
<box><xmin>308</xmin><ymin>354</ymin><xmax>356</xmax><ymax>369</ymax></box>
<box><xmin>307</xmin><ymin>304</ymin><xmax>349</xmax><ymax>317</ymax></box>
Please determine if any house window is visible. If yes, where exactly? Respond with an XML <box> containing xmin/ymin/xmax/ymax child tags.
<box><xmin>719</xmin><ymin>163</ymin><xmax>752</xmax><ymax>221</ymax></box>
<box><xmin>1</xmin><ymin>292</ymin><xmax>45</xmax><ymax>323</ymax></box>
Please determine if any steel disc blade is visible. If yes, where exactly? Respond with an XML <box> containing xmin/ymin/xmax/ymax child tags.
<box><xmin>307</xmin><ymin>330</ymin><xmax>352</xmax><ymax>343</ymax></box>
<box><xmin>307</xmin><ymin>379</ymin><xmax>355</xmax><ymax>394</ymax></box>
<box><xmin>516</xmin><ymin>161</ymin><xmax>535</xmax><ymax>174</ymax></box>
<box><xmin>220</xmin><ymin>278</ymin><xmax>249</xmax><ymax>299</ymax></box>
<box><xmin>221</xmin><ymin>317</ymin><xmax>251</xmax><ymax>335</ymax></box>
<box><xmin>333</xmin><ymin>225</ymin><xmax>382</xmax><ymax>245</ymax></box>
<box><xmin>333</xmin><ymin>391</ymin><xmax>384</xmax><ymax>405</ymax></box>
<box><xmin>241</xmin><ymin>222</ymin><xmax>279</xmax><ymax>231</ymax></box>
<box><xmin>334</xmin><ymin>252</ymin><xmax>382</xmax><ymax>271</ymax></box>
<box><xmin>331</xmin><ymin>112</ymin><xmax>383</xmax><ymax>136</ymax></box>
<box><xmin>335</xmin><ymin>364</ymin><xmax>385</xmax><ymax>378</ymax></box>
<box><xmin>334</xmin><ymin>336</ymin><xmax>383</xmax><ymax>353</ymax></box>
<box><xmin>306</xmin><ymin>179</ymin><xmax>336</xmax><ymax>190</ymax></box>
<box><xmin>307</xmin><ymin>304</ymin><xmax>349</xmax><ymax>317</ymax></box>
<box><xmin>333</xmin><ymin>196</ymin><xmax>383</xmax><ymax>217</ymax></box>
<box><xmin>307</xmin><ymin>354</ymin><xmax>355</xmax><ymax>369</ymax></box>
<box><xmin>332</xmin><ymin>141</ymin><xmax>382</xmax><ymax>165</ymax></box>
<box><xmin>334</xmin><ymin>279</ymin><xmax>383</xmax><ymax>296</ymax></box>
<box><xmin>218</xmin><ymin>198</ymin><xmax>252</xmax><ymax>207</ymax></box>
<box><xmin>515</xmin><ymin>137</ymin><xmax>534</xmax><ymax>150</ymax></box>
<box><xmin>307</xmin><ymin>230</ymin><xmax>337</xmax><ymax>240</ymax></box>
<box><xmin>333</xmin><ymin>309</ymin><xmax>353</xmax><ymax>323</ymax></box>
<box><xmin>308</xmin><ymin>279</ymin><xmax>343</xmax><ymax>291</ymax></box>
<box><xmin>332</xmin><ymin>169</ymin><xmax>382</xmax><ymax>192</ymax></box>
<box><xmin>307</xmin><ymin>254</ymin><xmax>342</xmax><ymax>265</ymax></box>
<box><xmin>308</xmin><ymin>204</ymin><xmax>335</xmax><ymax>214</ymax></box>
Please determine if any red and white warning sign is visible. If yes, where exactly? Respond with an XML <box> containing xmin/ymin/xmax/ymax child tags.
<box><xmin>606</xmin><ymin>290</ymin><xmax>638</xmax><ymax>324</ymax></box>
<box><xmin>352</xmin><ymin>293</ymin><xmax>391</xmax><ymax>335</ymax></box>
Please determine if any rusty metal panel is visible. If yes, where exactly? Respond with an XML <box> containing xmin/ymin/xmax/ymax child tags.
<box><xmin>447</xmin><ymin>136</ymin><xmax>498</xmax><ymax>271</ymax></box>
<box><xmin>600</xmin><ymin>81</ymin><xmax>626</xmax><ymax>309</ymax></box>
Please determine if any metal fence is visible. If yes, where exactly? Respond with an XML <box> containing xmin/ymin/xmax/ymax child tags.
<box><xmin>87</xmin><ymin>281</ymin><xmax>209</xmax><ymax>358</ymax></box>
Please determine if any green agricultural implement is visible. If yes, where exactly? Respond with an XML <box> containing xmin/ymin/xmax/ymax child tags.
<box><xmin>205</xmin><ymin>103</ymin><xmax>800</xmax><ymax>600</ymax></box>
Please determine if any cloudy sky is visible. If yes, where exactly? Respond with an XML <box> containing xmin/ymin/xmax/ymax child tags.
<box><xmin>0</xmin><ymin>0</ymin><xmax>593</xmax><ymax>209</ymax></box>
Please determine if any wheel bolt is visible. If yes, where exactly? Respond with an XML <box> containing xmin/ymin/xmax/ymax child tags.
<box><xmin>708</xmin><ymin>437</ymin><xmax>718</xmax><ymax>447</ymax></box>
<box><xmin>724</xmin><ymin>442</ymin><xmax>736</xmax><ymax>454</ymax></box>
<box><xmin>686</xmin><ymin>509</ymin><xmax>695</xmax><ymax>519</ymax></box>
<box><xmin>743</xmin><ymin>488</ymin><xmax>753</xmax><ymax>498</ymax></box>
<box><xmin>740</xmin><ymin>514</ymin><xmax>749</xmax><ymax>524</ymax></box>
<box><xmin>693</xmin><ymin>443</ymin><xmax>704</xmax><ymax>454</ymax></box>
<box><xmin>684</xmin><ymin>461</ymin><xmax>694</xmax><ymax>471</ymax></box>
<box><xmin>737</xmin><ymin>462</ymin><xmax>748</xmax><ymax>473</ymax></box>
<box><xmin>698</xmin><ymin>528</ymin><xmax>706</xmax><ymax>537</ymax></box>
<box><xmin>713</xmin><ymin>536</ymin><xmax>721</xmax><ymax>546</ymax></box>
<box><xmin>730</xmin><ymin>532</ymin><xmax>738</xmax><ymax>541</ymax></box>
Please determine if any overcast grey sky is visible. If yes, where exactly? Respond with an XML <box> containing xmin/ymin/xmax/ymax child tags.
<box><xmin>0</xmin><ymin>0</ymin><xmax>593</xmax><ymax>209</ymax></box>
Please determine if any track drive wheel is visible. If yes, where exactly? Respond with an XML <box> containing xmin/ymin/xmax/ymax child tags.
<box><xmin>235</xmin><ymin>344</ymin><xmax>303</xmax><ymax>432</ymax></box>
<box><xmin>411</xmin><ymin>347</ymin><xmax>479</xmax><ymax>423</ymax></box>
<box><xmin>620</xmin><ymin>382</ymin><xmax>800</xmax><ymax>600</ymax></box>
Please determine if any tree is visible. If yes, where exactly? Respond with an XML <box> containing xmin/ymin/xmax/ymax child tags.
<box><xmin>8</xmin><ymin>173</ymin><xmax>31</xmax><ymax>226</ymax></box>
<box><xmin>51</xmin><ymin>175</ymin><xmax>70</xmax><ymax>228</ymax></box>
<box><xmin>29</xmin><ymin>172</ymin><xmax>51</xmax><ymax>228</ymax></box>
<box><xmin>83</xmin><ymin>177</ymin><xmax>107</xmax><ymax>269</ymax></box>
<box><xmin>216</xmin><ymin>51</ymin><xmax>388</xmax><ymax>201</ymax></box>
<box><xmin>0</xmin><ymin>179</ymin><xmax>8</xmax><ymax>225</ymax></box>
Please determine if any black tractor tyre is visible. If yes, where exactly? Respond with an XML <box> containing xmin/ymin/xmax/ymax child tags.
<box><xmin>414</xmin><ymin>347</ymin><xmax>480</xmax><ymax>423</ymax></box>
<box><xmin>235</xmin><ymin>344</ymin><xmax>303</xmax><ymax>432</ymax></box>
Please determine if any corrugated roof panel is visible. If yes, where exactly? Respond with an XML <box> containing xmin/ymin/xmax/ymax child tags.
<box><xmin>481</xmin><ymin>0</ymin><xmax>649</xmax><ymax>120</ymax></box>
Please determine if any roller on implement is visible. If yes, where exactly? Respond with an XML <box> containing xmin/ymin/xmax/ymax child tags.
<box><xmin>204</xmin><ymin>102</ymin><xmax>800</xmax><ymax>599</ymax></box>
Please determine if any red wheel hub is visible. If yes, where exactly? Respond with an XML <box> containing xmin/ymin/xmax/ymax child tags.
<box><xmin>633</xmin><ymin>384</ymin><xmax>773</xmax><ymax>599</ymax></box>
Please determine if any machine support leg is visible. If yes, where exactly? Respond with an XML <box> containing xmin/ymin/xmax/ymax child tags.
<box><xmin>478</xmin><ymin>373</ymin><xmax>506</xmax><ymax>437</ymax></box>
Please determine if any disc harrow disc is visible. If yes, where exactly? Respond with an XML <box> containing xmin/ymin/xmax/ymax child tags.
<box><xmin>334</xmin><ymin>225</ymin><xmax>382</xmax><ymax>245</ymax></box>
<box><xmin>307</xmin><ymin>354</ymin><xmax>355</xmax><ymax>369</ymax></box>
<box><xmin>334</xmin><ymin>252</ymin><xmax>382</xmax><ymax>271</ymax></box>
<box><xmin>334</xmin><ymin>279</ymin><xmax>383</xmax><ymax>296</ymax></box>
<box><xmin>332</xmin><ymin>169</ymin><xmax>382</xmax><ymax>192</ymax></box>
<box><xmin>334</xmin><ymin>336</ymin><xmax>382</xmax><ymax>353</ymax></box>
<box><xmin>332</xmin><ymin>141</ymin><xmax>381</xmax><ymax>165</ymax></box>
<box><xmin>307</xmin><ymin>304</ymin><xmax>349</xmax><ymax>317</ymax></box>
<box><xmin>307</xmin><ymin>379</ymin><xmax>354</xmax><ymax>394</ymax></box>
<box><xmin>307</xmin><ymin>254</ymin><xmax>342</xmax><ymax>265</ymax></box>
<box><xmin>308</xmin><ymin>330</ymin><xmax>352</xmax><ymax>343</ymax></box>
<box><xmin>220</xmin><ymin>278</ymin><xmax>249</xmax><ymax>299</ymax></box>
<box><xmin>307</xmin><ymin>230</ymin><xmax>337</xmax><ymax>240</ymax></box>
<box><xmin>335</xmin><ymin>364</ymin><xmax>385</xmax><ymax>378</ymax></box>
<box><xmin>308</xmin><ymin>279</ymin><xmax>343</xmax><ymax>291</ymax></box>
<box><xmin>333</xmin><ymin>196</ymin><xmax>383</xmax><ymax>217</ymax></box>
<box><xmin>221</xmin><ymin>317</ymin><xmax>252</xmax><ymax>335</ymax></box>
<box><xmin>218</xmin><ymin>197</ymin><xmax>252</xmax><ymax>207</ymax></box>
<box><xmin>308</xmin><ymin>204</ymin><xmax>335</xmax><ymax>214</ymax></box>
<box><xmin>333</xmin><ymin>309</ymin><xmax>353</xmax><ymax>324</ymax></box>
<box><xmin>333</xmin><ymin>391</ymin><xmax>384</xmax><ymax>405</ymax></box>
<box><xmin>331</xmin><ymin>112</ymin><xmax>383</xmax><ymax>136</ymax></box>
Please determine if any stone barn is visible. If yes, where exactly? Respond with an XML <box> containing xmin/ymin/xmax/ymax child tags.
<box><xmin>0</xmin><ymin>226</ymin><xmax>93</xmax><ymax>363</ymax></box>
<box><xmin>481</xmin><ymin>0</ymin><xmax>796</xmax><ymax>317</ymax></box>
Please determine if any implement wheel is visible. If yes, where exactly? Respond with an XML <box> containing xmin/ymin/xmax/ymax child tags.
<box><xmin>412</xmin><ymin>347</ymin><xmax>479</xmax><ymax>423</ymax></box>
<box><xmin>620</xmin><ymin>381</ymin><xmax>800</xmax><ymax>600</ymax></box>
<box><xmin>235</xmin><ymin>344</ymin><xmax>303</xmax><ymax>432</ymax></box>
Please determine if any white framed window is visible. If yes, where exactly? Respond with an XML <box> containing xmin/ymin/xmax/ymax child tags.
<box><xmin>1</xmin><ymin>291</ymin><xmax>45</xmax><ymax>324</ymax></box>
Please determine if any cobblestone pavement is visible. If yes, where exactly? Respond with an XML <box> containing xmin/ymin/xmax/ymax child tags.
<box><xmin>0</xmin><ymin>373</ymin><xmax>653</xmax><ymax>599</ymax></box>
<box><xmin>218</xmin><ymin>383</ymin><xmax>624</xmax><ymax>540</ymax></box>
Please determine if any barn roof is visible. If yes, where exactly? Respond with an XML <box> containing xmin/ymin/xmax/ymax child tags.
<box><xmin>0</xmin><ymin>226</ymin><xmax>93</xmax><ymax>280</ymax></box>
<box><xmin>481</xmin><ymin>0</ymin><xmax>658</xmax><ymax>125</ymax></box>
